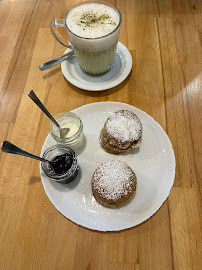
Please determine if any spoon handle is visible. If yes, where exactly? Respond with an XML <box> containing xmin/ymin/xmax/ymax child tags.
<box><xmin>28</xmin><ymin>90</ymin><xmax>60</xmax><ymax>128</ymax></box>
<box><xmin>1</xmin><ymin>141</ymin><xmax>46</xmax><ymax>163</ymax></box>
<box><xmin>39</xmin><ymin>50</ymin><xmax>74</xmax><ymax>71</ymax></box>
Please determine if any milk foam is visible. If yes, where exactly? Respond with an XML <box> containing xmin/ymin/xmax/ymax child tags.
<box><xmin>66</xmin><ymin>3</ymin><xmax>119</xmax><ymax>38</ymax></box>
<box><xmin>66</xmin><ymin>3</ymin><xmax>120</xmax><ymax>51</ymax></box>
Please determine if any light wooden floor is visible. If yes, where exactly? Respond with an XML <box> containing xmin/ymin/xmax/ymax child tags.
<box><xmin>0</xmin><ymin>0</ymin><xmax>201</xmax><ymax>269</ymax></box>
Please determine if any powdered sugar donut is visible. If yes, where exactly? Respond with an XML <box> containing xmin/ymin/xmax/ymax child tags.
<box><xmin>92</xmin><ymin>160</ymin><xmax>137</xmax><ymax>208</ymax></box>
<box><xmin>100</xmin><ymin>110</ymin><xmax>142</xmax><ymax>154</ymax></box>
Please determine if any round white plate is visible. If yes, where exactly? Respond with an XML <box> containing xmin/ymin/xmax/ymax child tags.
<box><xmin>40</xmin><ymin>102</ymin><xmax>175</xmax><ymax>231</ymax></box>
<box><xmin>61</xmin><ymin>42</ymin><xmax>132</xmax><ymax>91</ymax></box>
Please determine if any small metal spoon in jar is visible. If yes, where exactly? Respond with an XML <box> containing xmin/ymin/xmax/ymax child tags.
<box><xmin>1</xmin><ymin>141</ymin><xmax>52</xmax><ymax>165</ymax></box>
<box><xmin>28</xmin><ymin>90</ymin><xmax>69</xmax><ymax>138</ymax></box>
<box><xmin>1</xmin><ymin>141</ymin><xmax>75</xmax><ymax>179</ymax></box>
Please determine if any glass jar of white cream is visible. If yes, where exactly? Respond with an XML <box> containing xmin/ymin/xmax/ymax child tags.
<box><xmin>50</xmin><ymin>112</ymin><xmax>84</xmax><ymax>151</ymax></box>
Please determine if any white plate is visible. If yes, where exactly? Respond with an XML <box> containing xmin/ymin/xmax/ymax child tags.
<box><xmin>40</xmin><ymin>102</ymin><xmax>175</xmax><ymax>231</ymax></box>
<box><xmin>61</xmin><ymin>42</ymin><xmax>132</xmax><ymax>91</ymax></box>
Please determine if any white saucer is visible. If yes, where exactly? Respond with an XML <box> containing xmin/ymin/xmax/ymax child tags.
<box><xmin>61</xmin><ymin>42</ymin><xmax>132</xmax><ymax>91</ymax></box>
<box><xmin>40</xmin><ymin>102</ymin><xmax>176</xmax><ymax>231</ymax></box>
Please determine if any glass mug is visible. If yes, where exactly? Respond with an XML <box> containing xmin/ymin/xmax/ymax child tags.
<box><xmin>50</xmin><ymin>0</ymin><xmax>122</xmax><ymax>75</ymax></box>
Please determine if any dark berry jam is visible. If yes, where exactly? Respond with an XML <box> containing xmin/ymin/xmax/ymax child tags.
<box><xmin>49</xmin><ymin>153</ymin><xmax>73</xmax><ymax>174</ymax></box>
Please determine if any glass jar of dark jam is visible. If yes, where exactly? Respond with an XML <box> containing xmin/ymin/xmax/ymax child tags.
<box><xmin>41</xmin><ymin>144</ymin><xmax>78</xmax><ymax>183</ymax></box>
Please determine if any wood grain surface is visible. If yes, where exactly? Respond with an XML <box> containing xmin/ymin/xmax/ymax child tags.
<box><xmin>0</xmin><ymin>0</ymin><xmax>201</xmax><ymax>269</ymax></box>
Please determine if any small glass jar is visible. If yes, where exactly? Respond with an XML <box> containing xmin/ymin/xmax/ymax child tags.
<box><xmin>41</xmin><ymin>144</ymin><xmax>78</xmax><ymax>184</ymax></box>
<box><xmin>50</xmin><ymin>112</ymin><xmax>84</xmax><ymax>151</ymax></box>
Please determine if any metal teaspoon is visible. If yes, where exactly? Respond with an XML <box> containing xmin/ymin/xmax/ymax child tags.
<box><xmin>28</xmin><ymin>90</ymin><xmax>70</xmax><ymax>138</ymax></box>
<box><xmin>1</xmin><ymin>141</ymin><xmax>51</xmax><ymax>164</ymax></box>
<box><xmin>39</xmin><ymin>50</ymin><xmax>75</xmax><ymax>71</ymax></box>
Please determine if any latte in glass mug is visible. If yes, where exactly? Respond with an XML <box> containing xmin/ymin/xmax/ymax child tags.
<box><xmin>50</xmin><ymin>1</ymin><xmax>121</xmax><ymax>75</ymax></box>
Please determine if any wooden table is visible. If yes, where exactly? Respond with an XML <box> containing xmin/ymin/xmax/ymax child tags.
<box><xmin>0</xmin><ymin>0</ymin><xmax>201</xmax><ymax>269</ymax></box>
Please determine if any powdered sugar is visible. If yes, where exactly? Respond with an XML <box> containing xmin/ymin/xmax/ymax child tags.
<box><xmin>106</xmin><ymin>110</ymin><xmax>142</xmax><ymax>142</ymax></box>
<box><xmin>92</xmin><ymin>160</ymin><xmax>135</xmax><ymax>200</ymax></box>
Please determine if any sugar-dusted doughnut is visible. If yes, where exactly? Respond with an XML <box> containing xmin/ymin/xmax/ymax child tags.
<box><xmin>100</xmin><ymin>110</ymin><xmax>142</xmax><ymax>154</ymax></box>
<box><xmin>92</xmin><ymin>160</ymin><xmax>137</xmax><ymax>208</ymax></box>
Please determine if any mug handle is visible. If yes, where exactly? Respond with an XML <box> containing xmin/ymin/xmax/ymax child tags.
<box><xmin>50</xmin><ymin>19</ymin><xmax>70</xmax><ymax>48</ymax></box>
